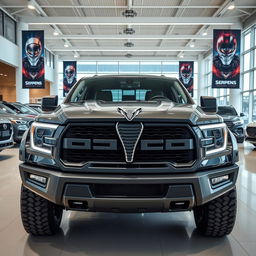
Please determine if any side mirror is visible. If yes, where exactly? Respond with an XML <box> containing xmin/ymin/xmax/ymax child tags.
<box><xmin>200</xmin><ymin>96</ymin><xmax>217</xmax><ymax>113</ymax></box>
<box><xmin>41</xmin><ymin>96</ymin><xmax>58</xmax><ymax>112</ymax></box>
<box><xmin>240</xmin><ymin>113</ymin><xmax>245</xmax><ymax>117</ymax></box>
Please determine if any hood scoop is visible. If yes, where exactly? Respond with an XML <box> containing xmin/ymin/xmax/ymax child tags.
<box><xmin>116</xmin><ymin>122</ymin><xmax>143</xmax><ymax>163</ymax></box>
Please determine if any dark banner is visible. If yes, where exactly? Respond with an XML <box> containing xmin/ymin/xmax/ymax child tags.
<box><xmin>212</xmin><ymin>29</ymin><xmax>241</xmax><ymax>89</ymax></box>
<box><xmin>63</xmin><ymin>61</ymin><xmax>77</xmax><ymax>97</ymax></box>
<box><xmin>22</xmin><ymin>30</ymin><xmax>45</xmax><ymax>89</ymax></box>
<box><xmin>179</xmin><ymin>61</ymin><xmax>194</xmax><ymax>97</ymax></box>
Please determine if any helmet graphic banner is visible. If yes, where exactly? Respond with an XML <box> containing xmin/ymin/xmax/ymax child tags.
<box><xmin>179</xmin><ymin>61</ymin><xmax>194</xmax><ymax>97</ymax></box>
<box><xmin>63</xmin><ymin>61</ymin><xmax>77</xmax><ymax>97</ymax></box>
<box><xmin>212</xmin><ymin>29</ymin><xmax>241</xmax><ymax>89</ymax></box>
<box><xmin>22</xmin><ymin>30</ymin><xmax>45</xmax><ymax>89</ymax></box>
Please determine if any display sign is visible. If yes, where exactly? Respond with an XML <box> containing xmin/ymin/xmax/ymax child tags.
<box><xmin>63</xmin><ymin>61</ymin><xmax>77</xmax><ymax>97</ymax></box>
<box><xmin>22</xmin><ymin>30</ymin><xmax>45</xmax><ymax>89</ymax></box>
<box><xmin>179</xmin><ymin>61</ymin><xmax>194</xmax><ymax>97</ymax></box>
<box><xmin>212</xmin><ymin>29</ymin><xmax>241</xmax><ymax>89</ymax></box>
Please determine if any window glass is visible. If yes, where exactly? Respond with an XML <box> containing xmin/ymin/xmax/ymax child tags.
<box><xmin>77</xmin><ymin>62</ymin><xmax>97</xmax><ymax>73</ymax></box>
<box><xmin>254</xmin><ymin>70</ymin><xmax>256</xmax><ymax>89</ymax></box>
<box><xmin>4</xmin><ymin>14</ymin><xmax>15</xmax><ymax>43</ymax></box>
<box><xmin>253</xmin><ymin>91</ymin><xmax>256</xmax><ymax>122</ymax></box>
<box><xmin>98</xmin><ymin>62</ymin><xmax>118</xmax><ymax>73</ymax></box>
<box><xmin>119</xmin><ymin>62</ymin><xmax>139</xmax><ymax>73</ymax></box>
<box><xmin>162</xmin><ymin>62</ymin><xmax>179</xmax><ymax>73</ymax></box>
<box><xmin>243</xmin><ymin>53</ymin><xmax>250</xmax><ymax>71</ymax></box>
<box><xmin>0</xmin><ymin>11</ymin><xmax>3</xmax><ymax>36</ymax></box>
<box><xmin>243</xmin><ymin>73</ymin><xmax>250</xmax><ymax>91</ymax></box>
<box><xmin>242</xmin><ymin>92</ymin><xmax>249</xmax><ymax>125</ymax></box>
<box><xmin>140</xmin><ymin>62</ymin><xmax>161</xmax><ymax>73</ymax></box>
<box><xmin>244</xmin><ymin>32</ymin><xmax>251</xmax><ymax>51</ymax></box>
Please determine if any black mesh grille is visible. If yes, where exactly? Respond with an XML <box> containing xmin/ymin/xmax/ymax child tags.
<box><xmin>60</xmin><ymin>123</ymin><xmax>196</xmax><ymax>166</ymax></box>
<box><xmin>0</xmin><ymin>123</ymin><xmax>12</xmax><ymax>141</ymax></box>
<box><xmin>247</xmin><ymin>127</ymin><xmax>256</xmax><ymax>137</ymax></box>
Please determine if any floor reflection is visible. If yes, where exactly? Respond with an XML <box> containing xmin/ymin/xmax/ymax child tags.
<box><xmin>24</xmin><ymin>212</ymin><xmax>234</xmax><ymax>256</ymax></box>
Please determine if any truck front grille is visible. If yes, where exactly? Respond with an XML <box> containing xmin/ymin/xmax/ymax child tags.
<box><xmin>0</xmin><ymin>123</ymin><xmax>12</xmax><ymax>141</ymax></box>
<box><xmin>60</xmin><ymin>123</ymin><xmax>196</xmax><ymax>167</ymax></box>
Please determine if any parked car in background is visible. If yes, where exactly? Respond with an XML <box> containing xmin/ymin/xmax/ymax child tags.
<box><xmin>1</xmin><ymin>102</ymin><xmax>38</xmax><ymax>117</ymax></box>
<box><xmin>217</xmin><ymin>105</ymin><xmax>245</xmax><ymax>143</ymax></box>
<box><xmin>0</xmin><ymin>103</ymin><xmax>34</xmax><ymax>143</ymax></box>
<box><xmin>0</xmin><ymin>118</ymin><xmax>13</xmax><ymax>152</ymax></box>
<box><xmin>245</xmin><ymin>122</ymin><xmax>256</xmax><ymax>147</ymax></box>
<box><xmin>25</xmin><ymin>103</ymin><xmax>42</xmax><ymax>113</ymax></box>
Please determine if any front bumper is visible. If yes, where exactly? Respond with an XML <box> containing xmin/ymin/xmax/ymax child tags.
<box><xmin>19</xmin><ymin>163</ymin><xmax>239</xmax><ymax>213</ymax></box>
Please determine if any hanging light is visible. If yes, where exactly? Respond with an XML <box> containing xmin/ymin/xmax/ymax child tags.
<box><xmin>27</xmin><ymin>0</ymin><xmax>35</xmax><ymax>10</ymax></box>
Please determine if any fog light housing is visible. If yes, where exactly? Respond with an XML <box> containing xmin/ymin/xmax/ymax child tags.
<box><xmin>211</xmin><ymin>175</ymin><xmax>229</xmax><ymax>186</ymax></box>
<box><xmin>29</xmin><ymin>174</ymin><xmax>47</xmax><ymax>186</ymax></box>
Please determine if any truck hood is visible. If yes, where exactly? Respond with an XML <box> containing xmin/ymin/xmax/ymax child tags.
<box><xmin>37</xmin><ymin>101</ymin><xmax>222</xmax><ymax>126</ymax></box>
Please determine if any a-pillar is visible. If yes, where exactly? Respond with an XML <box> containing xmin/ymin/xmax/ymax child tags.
<box><xmin>15</xmin><ymin>22</ymin><xmax>29</xmax><ymax>103</ymax></box>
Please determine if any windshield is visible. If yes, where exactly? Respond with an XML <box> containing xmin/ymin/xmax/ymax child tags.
<box><xmin>217</xmin><ymin>106</ymin><xmax>238</xmax><ymax>116</ymax></box>
<box><xmin>65</xmin><ymin>76</ymin><xmax>193</xmax><ymax>104</ymax></box>
<box><xmin>11</xmin><ymin>103</ymin><xmax>37</xmax><ymax>115</ymax></box>
<box><xmin>0</xmin><ymin>103</ymin><xmax>16</xmax><ymax>114</ymax></box>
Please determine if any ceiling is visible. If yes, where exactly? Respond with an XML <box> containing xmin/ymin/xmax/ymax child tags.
<box><xmin>0</xmin><ymin>0</ymin><xmax>256</xmax><ymax>60</ymax></box>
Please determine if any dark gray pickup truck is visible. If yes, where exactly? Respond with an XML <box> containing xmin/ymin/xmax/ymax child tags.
<box><xmin>19</xmin><ymin>75</ymin><xmax>239</xmax><ymax>237</ymax></box>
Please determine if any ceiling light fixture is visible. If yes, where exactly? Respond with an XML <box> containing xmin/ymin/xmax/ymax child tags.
<box><xmin>123</xmin><ymin>28</ymin><xmax>135</xmax><ymax>34</ymax></box>
<box><xmin>64</xmin><ymin>43</ymin><xmax>69</xmax><ymax>48</ymax></box>
<box><xmin>74</xmin><ymin>53</ymin><xmax>79</xmax><ymax>58</ymax></box>
<box><xmin>122</xmin><ymin>9</ymin><xmax>137</xmax><ymax>18</ymax></box>
<box><xmin>124</xmin><ymin>42</ymin><xmax>134</xmax><ymax>47</ymax></box>
<box><xmin>27</xmin><ymin>0</ymin><xmax>36</xmax><ymax>10</ymax></box>
<box><xmin>202</xmin><ymin>31</ymin><xmax>208</xmax><ymax>36</ymax></box>
<box><xmin>53</xmin><ymin>31</ymin><xmax>59</xmax><ymax>36</ymax></box>
<box><xmin>179</xmin><ymin>54</ymin><xmax>184</xmax><ymax>58</ymax></box>
<box><xmin>125</xmin><ymin>53</ymin><xmax>133</xmax><ymax>58</ymax></box>
<box><xmin>228</xmin><ymin>0</ymin><xmax>235</xmax><ymax>10</ymax></box>
<box><xmin>190</xmin><ymin>43</ymin><xmax>195</xmax><ymax>48</ymax></box>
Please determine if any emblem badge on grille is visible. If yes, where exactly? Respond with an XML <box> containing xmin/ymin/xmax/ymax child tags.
<box><xmin>117</xmin><ymin>107</ymin><xmax>142</xmax><ymax>121</ymax></box>
<box><xmin>2</xmin><ymin>124</ymin><xmax>7</xmax><ymax>130</ymax></box>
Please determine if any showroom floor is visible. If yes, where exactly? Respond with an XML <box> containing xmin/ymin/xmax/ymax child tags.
<box><xmin>0</xmin><ymin>144</ymin><xmax>255</xmax><ymax>256</ymax></box>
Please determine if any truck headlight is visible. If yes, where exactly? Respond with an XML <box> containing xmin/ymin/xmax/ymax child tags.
<box><xmin>30</xmin><ymin>122</ymin><xmax>58</xmax><ymax>154</ymax></box>
<box><xmin>233</xmin><ymin>120</ymin><xmax>244</xmax><ymax>125</ymax></box>
<box><xmin>11</xmin><ymin>119</ymin><xmax>27</xmax><ymax>125</ymax></box>
<box><xmin>199</xmin><ymin>123</ymin><xmax>228</xmax><ymax>155</ymax></box>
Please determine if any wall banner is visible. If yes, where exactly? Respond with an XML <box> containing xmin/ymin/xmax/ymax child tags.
<box><xmin>179</xmin><ymin>61</ymin><xmax>194</xmax><ymax>97</ymax></box>
<box><xmin>63</xmin><ymin>61</ymin><xmax>77</xmax><ymax>97</ymax></box>
<box><xmin>212</xmin><ymin>29</ymin><xmax>241</xmax><ymax>89</ymax></box>
<box><xmin>22</xmin><ymin>30</ymin><xmax>45</xmax><ymax>89</ymax></box>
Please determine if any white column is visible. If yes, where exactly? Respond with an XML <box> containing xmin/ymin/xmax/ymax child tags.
<box><xmin>197</xmin><ymin>54</ymin><xmax>206</xmax><ymax>101</ymax></box>
<box><xmin>229</xmin><ymin>22</ymin><xmax>243</xmax><ymax>114</ymax></box>
<box><xmin>15</xmin><ymin>22</ymin><xmax>29</xmax><ymax>103</ymax></box>
<box><xmin>50</xmin><ymin>55</ymin><xmax>59</xmax><ymax>96</ymax></box>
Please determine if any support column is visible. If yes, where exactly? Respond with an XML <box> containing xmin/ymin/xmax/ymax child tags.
<box><xmin>15</xmin><ymin>22</ymin><xmax>29</xmax><ymax>103</ymax></box>
<box><xmin>229</xmin><ymin>22</ymin><xmax>242</xmax><ymax>113</ymax></box>
<box><xmin>50</xmin><ymin>55</ymin><xmax>59</xmax><ymax>96</ymax></box>
<box><xmin>197</xmin><ymin>54</ymin><xmax>206</xmax><ymax>102</ymax></box>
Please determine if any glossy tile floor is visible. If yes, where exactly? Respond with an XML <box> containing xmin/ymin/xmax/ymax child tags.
<box><xmin>0</xmin><ymin>144</ymin><xmax>256</xmax><ymax>256</ymax></box>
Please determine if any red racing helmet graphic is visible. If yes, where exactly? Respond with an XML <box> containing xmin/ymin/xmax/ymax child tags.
<box><xmin>180</xmin><ymin>63</ymin><xmax>193</xmax><ymax>85</ymax></box>
<box><xmin>216</xmin><ymin>32</ymin><xmax>237</xmax><ymax>66</ymax></box>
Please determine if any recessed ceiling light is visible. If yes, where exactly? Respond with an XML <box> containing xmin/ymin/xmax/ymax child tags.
<box><xmin>3</xmin><ymin>74</ymin><xmax>7</xmax><ymax>77</ymax></box>
<box><xmin>53</xmin><ymin>31</ymin><xmax>59</xmax><ymax>36</ymax></box>
<box><xmin>228</xmin><ymin>4</ymin><xmax>235</xmax><ymax>10</ymax></box>
<box><xmin>64</xmin><ymin>43</ymin><xmax>69</xmax><ymax>48</ymax></box>
<box><xmin>179</xmin><ymin>55</ymin><xmax>184</xmax><ymax>58</ymax></box>
<box><xmin>190</xmin><ymin>43</ymin><xmax>195</xmax><ymax>48</ymax></box>
<box><xmin>74</xmin><ymin>53</ymin><xmax>79</xmax><ymax>58</ymax></box>
<box><xmin>27</xmin><ymin>0</ymin><xmax>35</xmax><ymax>9</ymax></box>
<box><xmin>0</xmin><ymin>74</ymin><xmax>3</xmax><ymax>76</ymax></box>
<box><xmin>202</xmin><ymin>31</ymin><xmax>208</xmax><ymax>36</ymax></box>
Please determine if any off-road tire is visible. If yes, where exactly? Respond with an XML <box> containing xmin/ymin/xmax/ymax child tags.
<box><xmin>194</xmin><ymin>188</ymin><xmax>237</xmax><ymax>237</ymax></box>
<box><xmin>20</xmin><ymin>185</ymin><xmax>63</xmax><ymax>236</ymax></box>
